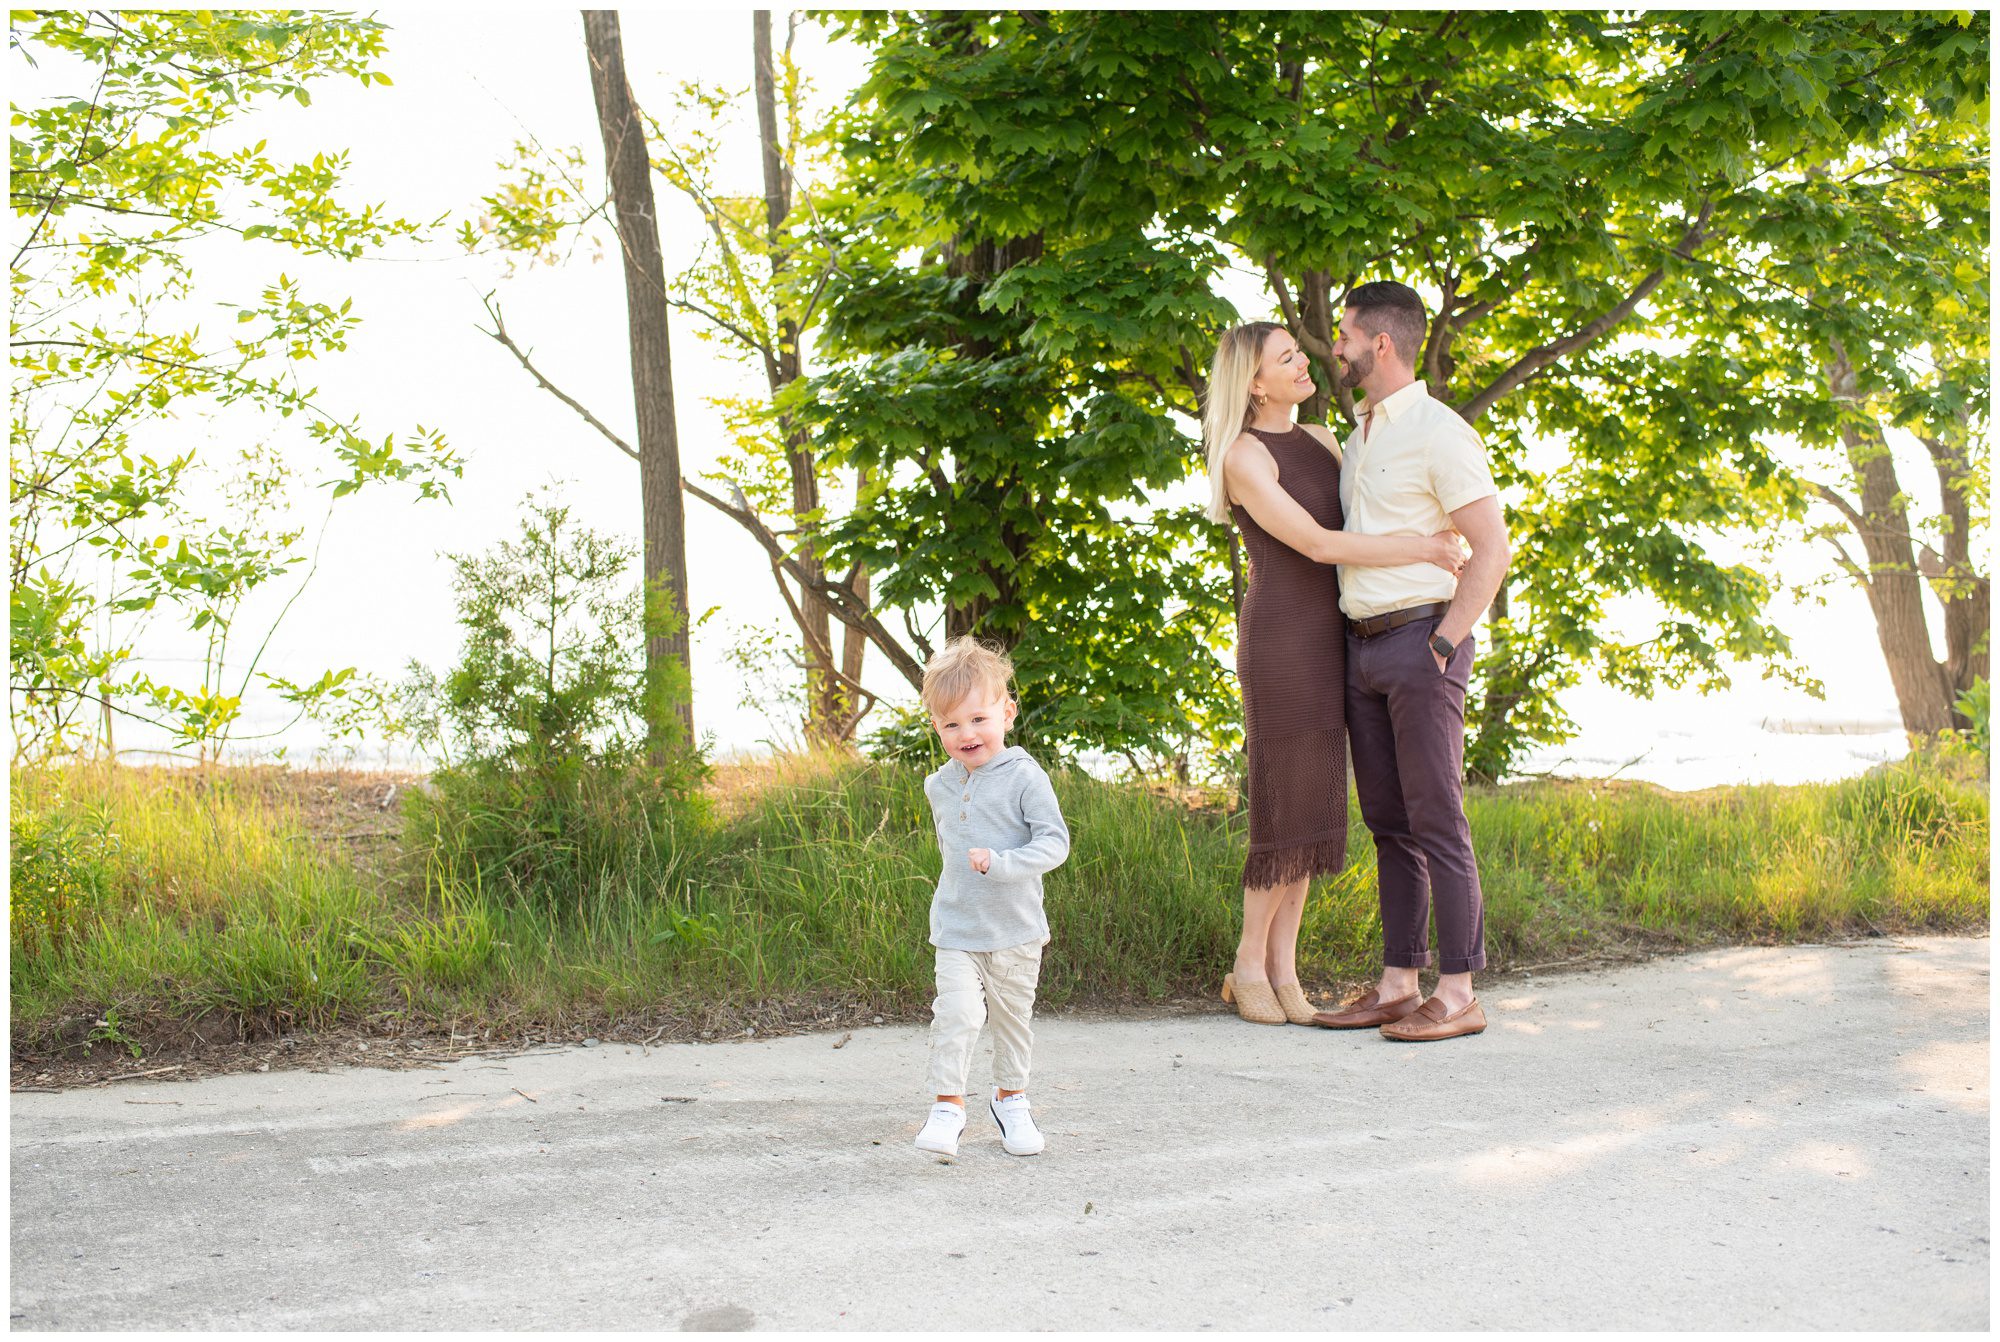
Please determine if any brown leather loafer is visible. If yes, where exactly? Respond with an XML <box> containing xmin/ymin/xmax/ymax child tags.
<box><xmin>1310</xmin><ymin>988</ymin><xmax>1423</xmax><ymax>1029</ymax></box>
<box><xmin>1380</xmin><ymin>996</ymin><xmax>1486</xmax><ymax>1042</ymax></box>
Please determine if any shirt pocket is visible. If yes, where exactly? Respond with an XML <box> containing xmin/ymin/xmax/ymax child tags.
<box><xmin>1369</xmin><ymin>449</ymin><xmax>1434</xmax><ymax>521</ymax></box>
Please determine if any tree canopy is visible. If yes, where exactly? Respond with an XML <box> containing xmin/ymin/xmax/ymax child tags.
<box><xmin>9</xmin><ymin>10</ymin><xmax>460</xmax><ymax>757</ymax></box>
<box><xmin>819</xmin><ymin>9</ymin><xmax>1987</xmax><ymax>776</ymax></box>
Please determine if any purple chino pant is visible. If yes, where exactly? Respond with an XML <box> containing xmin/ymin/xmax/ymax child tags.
<box><xmin>1345</xmin><ymin>616</ymin><xmax>1487</xmax><ymax>974</ymax></box>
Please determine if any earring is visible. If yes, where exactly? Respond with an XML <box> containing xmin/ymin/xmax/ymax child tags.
<box><xmin>1252</xmin><ymin>393</ymin><xmax>1267</xmax><ymax>409</ymax></box>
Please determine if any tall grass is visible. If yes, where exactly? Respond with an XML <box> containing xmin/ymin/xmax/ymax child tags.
<box><xmin>9</xmin><ymin>765</ymin><xmax>389</xmax><ymax>1031</ymax></box>
<box><xmin>681</xmin><ymin>751</ymin><xmax>1988</xmax><ymax>1010</ymax></box>
<box><xmin>685</xmin><ymin>756</ymin><xmax>1260</xmax><ymax>1008</ymax></box>
<box><xmin>7</xmin><ymin>763</ymin><xmax>732</xmax><ymax>1043</ymax></box>
<box><xmin>1472</xmin><ymin>760</ymin><xmax>1988</xmax><ymax>955</ymax></box>
<box><xmin>10</xmin><ymin>750</ymin><xmax>1988</xmax><ymax>1050</ymax></box>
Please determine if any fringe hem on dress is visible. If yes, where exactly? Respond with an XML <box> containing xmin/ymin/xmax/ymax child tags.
<box><xmin>1242</xmin><ymin>836</ymin><xmax>1348</xmax><ymax>891</ymax></box>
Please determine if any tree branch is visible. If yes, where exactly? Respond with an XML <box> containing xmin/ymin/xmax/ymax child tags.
<box><xmin>1175</xmin><ymin>343</ymin><xmax>1207</xmax><ymax>402</ymax></box>
<box><xmin>482</xmin><ymin>283</ymin><xmax>920</xmax><ymax>696</ymax></box>
<box><xmin>1422</xmin><ymin>269</ymin><xmax>1458</xmax><ymax>389</ymax></box>
<box><xmin>1456</xmin><ymin>200</ymin><xmax>1715</xmax><ymax>423</ymax></box>
<box><xmin>477</xmin><ymin>293</ymin><xmax>638</xmax><ymax>461</ymax></box>
<box><xmin>902</xmin><ymin>605</ymin><xmax>936</xmax><ymax>663</ymax></box>
<box><xmin>12</xmin><ymin>62</ymin><xmax>108</xmax><ymax>271</ymax></box>
<box><xmin>1824</xmin><ymin>534</ymin><xmax>1868</xmax><ymax>587</ymax></box>
<box><xmin>1263</xmin><ymin>261</ymin><xmax>1335</xmax><ymax>360</ymax></box>
<box><xmin>758</xmin><ymin>553</ymin><xmax>880</xmax><ymax>735</ymax></box>
<box><xmin>1812</xmin><ymin>481</ymin><xmax>1868</xmax><ymax>536</ymax></box>
<box><xmin>680</xmin><ymin>478</ymin><xmax>926</xmax><ymax>689</ymax></box>
<box><xmin>663</xmin><ymin>292</ymin><xmax>766</xmax><ymax>357</ymax></box>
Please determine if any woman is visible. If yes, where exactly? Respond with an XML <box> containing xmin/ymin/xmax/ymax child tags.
<box><xmin>1205</xmin><ymin>321</ymin><xmax>1463</xmax><ymax>1025</ymax></box>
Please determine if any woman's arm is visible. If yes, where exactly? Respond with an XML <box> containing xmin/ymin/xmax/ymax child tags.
<box><xmin>1223</xmin><ymin>437</ymin><xmax>1463</xmax><ymax>572</ymax></box>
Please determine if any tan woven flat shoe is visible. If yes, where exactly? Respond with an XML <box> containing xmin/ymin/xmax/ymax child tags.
<box><xmin>1273</xmin><ymin>982</ymin><xmax>1319</xmax><ymax>1025</ymax></box>
<box><xmin>1221</xmin><ymin>972</ymin><xmax>1286</xmax><ymax>1025</ymax></box>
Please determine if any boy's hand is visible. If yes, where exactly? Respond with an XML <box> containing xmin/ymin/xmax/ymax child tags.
<box><xmin>968</xmin><ymin>848</ymin><xmax>993</xmax><ymax>874</ymax></box>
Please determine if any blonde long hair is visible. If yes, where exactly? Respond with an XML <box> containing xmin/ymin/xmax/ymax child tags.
<box><xmin>1201</xmin><ymin>321</ymin><xmax>1285</xmax><ymax>523</ymax></box>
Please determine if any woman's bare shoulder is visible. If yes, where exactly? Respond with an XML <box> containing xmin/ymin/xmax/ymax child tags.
<box><xmin>1222</xmin><ymin>431</ymin><xmax>1275</xmax><ymax>474</ymax></box>
<box><xmin>1221</xmin><ymin>433</ymin><xmax>1278</xmax><ymax>508</ymax></box>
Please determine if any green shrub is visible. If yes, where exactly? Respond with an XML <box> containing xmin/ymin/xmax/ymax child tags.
<box><xmin>8</xmin><ymin>751</ymin><xmax>1986</xmax><ymax>1046</ymax></box>
<box><xmin>397</xmin><ymin>491</ymin><xmax>708</xmax><ymax>913</ymax></box>
<box><xmin>8</xmin><ymin>800</ymin><xmax>116</xmax><ymax>956</ymax></box>
<box><xmin>1953</xmin><ymin>676</ymin><xmax>1989</xmax><ymax>761</ymax></box>
<box><xmin>862</xmin><ymin>702</ymin><xmax>946</xmax><ymax>768</ymax></box>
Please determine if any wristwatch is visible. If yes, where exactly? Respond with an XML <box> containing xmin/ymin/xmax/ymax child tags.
<box><xmin>1428</xmin><ymin>632</ymin><xmax>1457</xmax><ymax>660</ymax></box>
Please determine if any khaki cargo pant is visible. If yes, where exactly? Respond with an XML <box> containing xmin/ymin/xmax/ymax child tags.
<box><xmin>925</xmin><ymin>938</ymin><xmax>1045</xmax><ymax>1098</ymax></box>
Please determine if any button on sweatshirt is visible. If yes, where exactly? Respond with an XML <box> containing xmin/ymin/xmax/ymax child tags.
<box><xmin>924</xmin><ymin>745</ymin><xmax>1071</xmax><ymax>951</ymax></box>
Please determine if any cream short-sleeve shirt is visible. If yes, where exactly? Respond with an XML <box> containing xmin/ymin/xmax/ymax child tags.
<box><xmin>1336</xmin><ymin>380</ymin><xmax>1497</xmax><ymax>621</ymax></box>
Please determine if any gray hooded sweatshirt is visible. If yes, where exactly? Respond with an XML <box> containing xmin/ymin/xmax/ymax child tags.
<box><xmin>924</xmin><ymin>745</ymin><xmax>1071</xmax><ymax>951</ymax></box>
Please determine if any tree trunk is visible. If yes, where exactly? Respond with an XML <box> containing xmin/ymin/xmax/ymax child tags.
<box><xmin>583</xmin><ymin>10</ymin><xmax>693</xmax><ymax>755</ymax></box>
<box><xmin>1826</xmin><ymin>341</ymin><xmax>1955</xmax><ymax>734</ymax></box>
<box><xmin>1919</xmin><ymin>423</ymin><xmax>1989</xmax><ymax>720</ymax></box>
<box><xmin>840</xmin><ymin>565</ymin><xmax>869</xmax><ymax>685</ymax></box>
<box><xmin>753</xmin><ymin>9</ymin><xmax>842</xmax><ymax>744</ymax></box>
<box><xmin>937</xmin><ymin>231</ymin><xmax>1040</xmax><ymax>649</ymax></box>
<box><xmin>1298</xmin><ymin>267</ymin><xmax>1334</xmax><ymax>426</ymax></box>
<box><xmin>839</xmin><ymin>469</ymin><xmax>870</xmax><ymax>701</ymax></box>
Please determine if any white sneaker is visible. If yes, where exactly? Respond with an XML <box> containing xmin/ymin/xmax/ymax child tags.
<box><xmin>914</xmin><ymin>1102</ymin><xmax>966</xmax><ymax>1155</ymax></box>
<box><xmin>989</xmin><ymin>1089</ymin><xmax>1044</xmax><ymax>1156</ymax></box>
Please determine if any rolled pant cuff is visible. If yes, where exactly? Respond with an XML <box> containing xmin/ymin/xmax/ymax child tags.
<box><xmin>1438</xmin><ymin>952</ymin><xmax>1487</xmax><ymax>975</ymax></box>
<box><xmin>1383</xmin><ymin>950</ymin><xmax>1434</xmax><ymax>969</ymax></box>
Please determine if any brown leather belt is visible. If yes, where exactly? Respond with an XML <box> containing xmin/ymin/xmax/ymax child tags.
<box><xmin>1349</xmin><ymin>601</ymin><xmax>1449</xmax><ymax>640</ymax></box>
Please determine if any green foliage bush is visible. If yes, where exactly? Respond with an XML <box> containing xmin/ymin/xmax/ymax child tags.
<box><xmin>862</xmin><ymin>703</ymin><xmax>947</xmax><ymax>768</ymax></box>
<box><xmin>396</xmin><ymin>493</ymin><xmax>708</xmax><ymax>913</ymax></box>
<box><xmin>410</xmin><ymin>760</ymin><xmax>704</xmax><ymax>912</ymax></box>
<box><xmin>1953</xmin><ymin>676</ymin><xmax>1990</xmax><ymax>762</ymax></box>
<box><xmin>8</xmin><ymin>802</ymin><xmax>116</xmax><ymax>956</ymax></box>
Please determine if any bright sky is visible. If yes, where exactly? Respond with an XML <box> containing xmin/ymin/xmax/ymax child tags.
<box><xmin>15</xmin><ymin>10</ymin><xmax>1941</xmax><ymax>788</ymax></box>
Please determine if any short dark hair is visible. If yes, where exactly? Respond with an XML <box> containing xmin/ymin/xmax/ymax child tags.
<box><xmin>1342</xmin><ymin>281</ymin><xmax>1426</xmax><ymax>369</ymax></box>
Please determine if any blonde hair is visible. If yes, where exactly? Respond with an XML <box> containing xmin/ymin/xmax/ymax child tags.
<box><xmin>1201</xmin><ymin>321</ymin><xmax>1285</xmax><ymax>523</ymax></box>
<box><xmin>921</xmin><ymin>636</ymin><xmax>1015</xmax><ymax>717</ymax></box>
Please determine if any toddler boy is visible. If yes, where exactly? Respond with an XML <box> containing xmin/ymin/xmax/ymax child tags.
<box><xmin>913</xmin><ymin>637</ymin><xmax>1070</xmax><ymax>1158</ymax></box>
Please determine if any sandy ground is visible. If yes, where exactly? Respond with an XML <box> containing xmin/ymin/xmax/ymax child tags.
<box><xmin>9</xmin><ymin>936</ymin><xmax>1989</xmax><ymax>1331</ymax></box>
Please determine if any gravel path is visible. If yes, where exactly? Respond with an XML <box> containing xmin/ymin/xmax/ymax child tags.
<box><xmin>10</xmin><ymin>936</ymin><xmax>1988</xmax><ymax>1330</ymax></box>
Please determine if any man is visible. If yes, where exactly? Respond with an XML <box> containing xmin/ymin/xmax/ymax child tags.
<box><xmin>1312</xmin><ymin>280</ymin><xmax>1511</xmax><ymax>1042</ymax></box>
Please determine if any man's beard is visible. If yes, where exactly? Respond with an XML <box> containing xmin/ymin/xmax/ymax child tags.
<box><xmin>1340</xmin><ymin>348</ymin><xmax>1374</xmax><ymax>389</ymax></box>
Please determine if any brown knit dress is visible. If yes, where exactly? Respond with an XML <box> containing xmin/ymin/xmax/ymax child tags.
<box><xmin>1230</xmin><ymin>423</ymin><xmax>1348</xmax><ymax>890</ymax></box>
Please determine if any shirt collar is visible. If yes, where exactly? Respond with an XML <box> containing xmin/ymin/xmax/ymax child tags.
<box><xmin>1365</xmin><ymin>379</ymin><xmax>1430</xmax><ymax>427</ymax></box>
